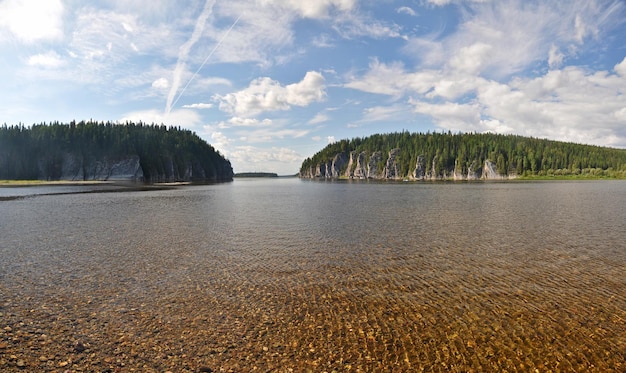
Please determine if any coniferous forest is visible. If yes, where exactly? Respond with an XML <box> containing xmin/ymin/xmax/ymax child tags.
<box><xmin>0</xmin><ymin>121</ymin><xmax>233</xmax><ymax>182</ymax></box>
<box><xmin>300</xmin><ymin>131</ymin><xmax>626</xmax><ymax>179</ymax></box>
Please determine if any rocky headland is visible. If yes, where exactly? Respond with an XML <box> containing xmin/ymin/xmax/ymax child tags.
<box><xmin>300</xmin><ymin>148</ymin><xmax>513</xmax><ymax>180</ymax></box>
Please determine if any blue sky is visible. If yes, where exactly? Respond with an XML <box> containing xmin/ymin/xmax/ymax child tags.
<box><xmin>1</xmin><ymin>0</ymin><xmax>625</xmax><ymax>175</ymax></box>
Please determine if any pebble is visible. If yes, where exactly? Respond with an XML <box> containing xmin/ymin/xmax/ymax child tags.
<box><xmin>74</xmin><ymin>341</ymin><xmax>86</xmax><ymax>353</ymax></box>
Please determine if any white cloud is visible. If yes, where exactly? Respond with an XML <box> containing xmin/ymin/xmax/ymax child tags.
<box><xmin>334</xmin><ymin>12</ymin><xmax>406</xmax><ymax>40</ymax></box>
<box><xmin>548</xmin><ymin>44</ymin><xmax>564</xmax><ymax>69</ymax></box>
<box><xmin>166</xmin><ymin>0</ymin><xmax>216</xmax><ymax>114</ymax></box>
<box><xmin>361</xmin><ymin>105</ymin><xmax>411</xmax><ymax>123</ymax></box>
<box><xmin>195</xmin><ymin>77</ymin><xmax>232</xmax><ymax>87</ymax></box>
<box><xmin>233</xmin><ymin>127</ymin><xmax>311</xmax><ymax>143</ymax></box>
<box><xmin>182</xmin><ymin>103</ymin><xmax>213</xmax><ymax>109</ymax></box>
<box><xmin>152</xmin><ymin>78</ymin><xmax>169</xmax><ymax>89</ymax></box>
<box><xmin>308</xmin><ymin>112</ymin><xmax>330</xmax><ymax>124</ymax></box>
<box><xmin>405</xmin><ymin>0</ymin><xmax>623</xmax><ymax>79</ymax></box>
<box><xmin>265</xmin><ymin>0</ymin><xmax>356</xmax><ymax>19</ymax></box>
<box><xmin>615</xmin><ymin>56</ymin><xmax>626</xmax><ymax>77</ymax></box>
<box><xmin>327</xmin><ymin>136</ymin><xmax>336</xmax><ymax>144</ymax></box>
<box><xmin>408</xmin><ymin>63</ymin><xmax>626</xmax><ymax>147</ymax></box>
<box><xmin>411</xmin><ymin>100</ymin><xmax>482</xmax><ymax>131</ymax></box>
<box><xmin>210</xmin><ymin>131</ymin><xmax>231</xmax><ymax>149</ymax></box>
<box><xmin>397</xmin><ymin>7</ymin><xmax>417</xmax><ymax>16</ymax></box>
<box><xmin>345</xmin><ymin>59</ymin><xmax>441</xmax><ymax>97</ymax></box>
<box><xmin>218</xmin><ymin>117</ymin><xmax>273</xmax><ymax>128</ymax></box>
<box><xmin>119</xmin><ymin>108</ymin><xmax>202</xmax><ymax>127</ymax></box>
<box><xmin>214</xmin><ymin>71</ymin><xmax>326</xmax><ymax>117</ymax></box>
<box><xmin>226</xmin><ymin>145</ymin><xmax>303</xmax><ymax>174</ymax></box>
<box><xmin>448</xmin><ymin>43</ymin><xmax>492</xmax><ymax>75</ymax></box>
<box><xmin>312</xmin><ymin>34</ymin><xmax>335</xmax><ymax>48</ymax></box>
<box><xmin>27</xmin><ymin>51</ymin><xmax>65</xmax><ymax>69</ymax></box>
<box><xmin>0</xmin><ymin>0</ymin><xmax>64</xmax><ymax>44</ymax></box>
<box><xmin>573</xmin><ymin>14</ymin><xmax>595</xmax><ymax>43</ymax></box>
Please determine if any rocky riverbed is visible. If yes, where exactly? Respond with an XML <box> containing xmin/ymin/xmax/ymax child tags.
<box><xmin>1</xmin><ymin>181</ymin><xmax>625</xmax><ymax>372</ymax></box>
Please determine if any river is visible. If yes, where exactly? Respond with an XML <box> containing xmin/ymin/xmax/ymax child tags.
<box><xmin>1</xmin><ymin>179</ymin><xmax>624</xmax><ymax>371</ymax></box>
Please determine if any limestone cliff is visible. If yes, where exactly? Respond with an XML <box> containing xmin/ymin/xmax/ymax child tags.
<box><xmin>35</xmin><ymin>152</ymin><xmax>232</xmax><ymax>182</ymax></box>
<box><xmin>53</xmin><ymin>153</ymin><xmax>144</xmax><ymax>181</ymax></box>
<box><xmin>300</xmin><ymin>148</ymin><xmax>514</xmax><ymax>180</ymax></box>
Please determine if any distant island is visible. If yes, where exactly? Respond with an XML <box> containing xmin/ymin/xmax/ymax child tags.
<box><xmin>300</xmin><ymin>132</ymin><xmax>626</xmax><ymax>180</ymax></box>
<box><xmin>234</xmin><ymin>172</ymin><xmax>279</xmax><ymax>178</ymax></box>
<box><xmin>0</xmin><ymin>121</ymin><xmax>233</xmax><ymax>183</ymax></box>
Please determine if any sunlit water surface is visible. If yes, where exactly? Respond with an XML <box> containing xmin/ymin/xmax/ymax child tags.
<box><xmin>1</xmin><ymin>179</ymin><xmax>624</xmax><ymax>371</ymax></box>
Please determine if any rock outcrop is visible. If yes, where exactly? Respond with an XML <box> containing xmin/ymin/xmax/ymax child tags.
<box><xmin>54</xmin><ymin>153</ymin><xmax>144</xmax><ymax>181</ymax></box>
<box><xmin>34</xmin><ymin>152</ymin><xmax>232</xmax><ymax>182</ymax></box>
<box><xmin>300</xmin><ymin>148</ymin><xmax>514</xmax><ymax>181</ymax></box>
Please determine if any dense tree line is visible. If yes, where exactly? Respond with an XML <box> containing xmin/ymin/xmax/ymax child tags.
<box><xmin>0</xmin><ymin>120</ymin><xmax>233</xmax><ymax>182</ymax></box>
<box><xmin>300</xmin><ymin>131</ymin><xmax>626</xmax><ymax>178</ymax></box>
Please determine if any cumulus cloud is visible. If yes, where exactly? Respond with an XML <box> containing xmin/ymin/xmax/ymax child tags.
<box><xmin>403</xmin><ymin>63</ymin><xmax>626</xmax><ymax>147</ymax></box>
<box><xmin>0</xmin><ymin>0</ymin><xmax>64</xmax><ymax>43</ymax></box>
<box><xmin>615</xmin><ymin>56</ymin><xmax>626</xmax><ymax>77</ymax></box>
<box><xmin>152</xmin><ymin>78</ymin><xmax>169</xmax><ymax>89</ymax></box>
<box><xmin>214</xmin><ymin>71</ymin><xmax>326</xmax><ymax>117</ymax></box>
<box><xmin>346</xmin><ymin>1</ymin><xmax>626</xmax><ymax>147</ymax></box>
<box><xmin>210</xmin><ymin>131</ymin><xmax>231</xmax><ymax>149</ymax></box>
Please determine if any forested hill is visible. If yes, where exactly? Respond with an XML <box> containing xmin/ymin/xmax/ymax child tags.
<box><xmin>300</xmin><ymin>132</ymin><xmax>626</xmax><ymax>180</ymax></box>
<box><xmin>0</xmin><ymin>121</ymin><xmax>233</xmax><ymax>182</ymax></box>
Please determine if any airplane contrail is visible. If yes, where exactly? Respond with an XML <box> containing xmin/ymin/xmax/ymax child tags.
<box><xmin>170</xmin><ymin>14</ymin><xmax>241</xmax><ymax>111</ymax></box>
<box><xmin>165</xmin><ymin>0</ymin><xmax>216</xmax><ymax>114</ymax></box>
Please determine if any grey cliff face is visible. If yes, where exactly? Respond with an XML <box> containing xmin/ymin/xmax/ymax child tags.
<box><xmin>367</xmin><ymin>151</ymin><xmax>383</xmax><ymax>179</ymax></box>
<box><xmin>301</xmin><ymin>148</ymin><xmax>515</xmax><ymax>181</ymax></box>
<box><xmin>35</xmin><ymin>152</ymin><xmax>230</xmax><ymax>182</ymax></box>
<box><xmin>383</xmin><ymin>149</ymin><xmax>402</xmax><ymax>179</ymax></box>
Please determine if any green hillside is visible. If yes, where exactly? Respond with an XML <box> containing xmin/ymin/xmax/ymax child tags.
<box><xmin>300</xmin><ymin>132</ymin><xmax>626</xmax><ymax>179</ymax></box>
<box><xmin>0</xmin><ymin>121</ymin><xmax>233</xmax><ymax>182</ymax></box>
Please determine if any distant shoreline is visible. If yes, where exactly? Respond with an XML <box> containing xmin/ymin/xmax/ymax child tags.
<box><xmin>234</xmin><ymin>172</ymin><xmax>279</xmax><ymax>178</ymax></box>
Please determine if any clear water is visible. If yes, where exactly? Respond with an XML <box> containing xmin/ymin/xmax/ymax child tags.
<box><xmin>1</xmin><ymin>179</ymin><xmax>624</xmax><ymax>371</ymax></box>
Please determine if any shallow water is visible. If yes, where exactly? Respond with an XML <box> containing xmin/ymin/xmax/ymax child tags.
<box><xmin>1</xmin><ymin>179</ymin><xmax>625</xmax><ymax>371</ymax></box>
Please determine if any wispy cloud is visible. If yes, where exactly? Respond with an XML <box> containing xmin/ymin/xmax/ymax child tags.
<box><xmin>397</xmin><ymin>7</ymin><xmax>417</xmax><ymax>17</ymax></box>
<box><xmin>165</xmin><ymin>0</ymin><xmax>215</xmax><ymax>114</ymax></box>
<box><xmin>308</xmin><ymin>112</ymin><xmax>330</xmax><ymax>125</ymax></box>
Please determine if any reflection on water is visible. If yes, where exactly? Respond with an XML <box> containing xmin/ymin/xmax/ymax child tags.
<box><xmin>1</xmin><ymin>179</ymin><xmax>625</xmax><ymax>371</ymax></box>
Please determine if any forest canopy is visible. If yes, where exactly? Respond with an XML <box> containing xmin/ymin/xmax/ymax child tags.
<box><xmin>0</xmin><ymin>120</ymin><xmax>233</xmax><ymax>182</ymax></box>
<box><xmin>300</xmin><ymin>131</ymin><xmax>626</xmax><ymax>179</ymax></box>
